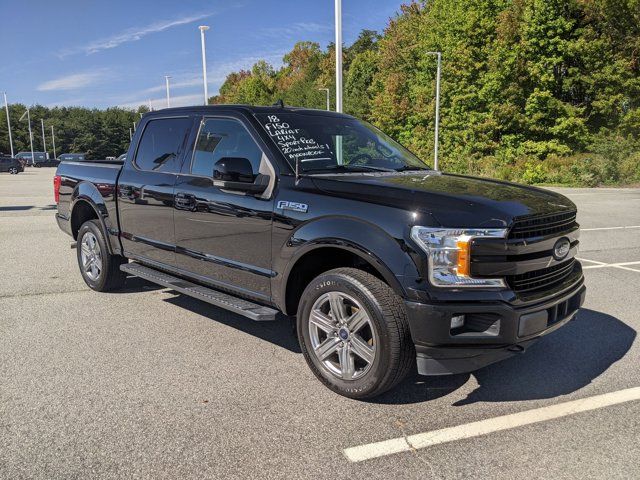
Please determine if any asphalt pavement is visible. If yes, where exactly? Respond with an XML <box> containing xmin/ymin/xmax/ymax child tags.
<box><xmin>1</xmin><ymin>168</ymin><xmax>639</xmax><ymax>479</ymax></box>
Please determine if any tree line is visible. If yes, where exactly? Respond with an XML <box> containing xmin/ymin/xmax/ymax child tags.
<box><xmin>0</xmin><ymin>105</ymin><xmax>148</xmax><ymax>160</ymax></box>
<box><xmin>2</xmin><ymin>0</ymin><xmax>638</xmax><ymax>185</ymax></box>
<box><xmin>211</xmin><ymin>0</ymin><xmax>640</xmax><ymax>186</ymax></box>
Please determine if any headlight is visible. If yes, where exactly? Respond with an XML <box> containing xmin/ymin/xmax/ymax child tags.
<box><xmin>410</xmin><ymin>226</ymin><xmax>508</xmax><ymax>288</ymax></box>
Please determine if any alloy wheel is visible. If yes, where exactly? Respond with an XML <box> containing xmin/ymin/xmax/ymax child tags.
<box><xmin>308</xmin><ymin>291</ymin><xmax>377</xmax><ymax>380</ymax></box>
<box><xmin>80</xmin><ymin>232</ymin><xmax>102</xmax><ymax>281</ymax></box>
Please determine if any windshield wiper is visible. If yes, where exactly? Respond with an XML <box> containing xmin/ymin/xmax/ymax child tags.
<box><xmin>304</xmin><ymin>164</ymin><xmax>396</xmax><ymax>174</ymax></box>
<box><xmin>394</xmin><ymin>165</ymin><xmax>431</xmax><ymax>172</ymax></box>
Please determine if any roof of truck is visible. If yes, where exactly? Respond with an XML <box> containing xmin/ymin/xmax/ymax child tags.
<box><xmin>144</xmin><ymin>104</ymin><xmax>354</xmax><ymax>119</ymax></box>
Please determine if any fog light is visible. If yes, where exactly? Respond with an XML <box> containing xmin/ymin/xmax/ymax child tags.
<box><xmin>450</xmin><ymin>315</ymin><xmax>465</xmax><ymax>330</ymax></box>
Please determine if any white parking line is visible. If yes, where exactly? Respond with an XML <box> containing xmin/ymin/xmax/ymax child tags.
<box><xmin>343</xmin><ymin>387</ymin><xmax>640</xmax><ymax>463</ymax></box>
<box><xmin>577</xmin><ymin>258</ymin><xmax>640</xmax><ymax>272</ymax></box>
<box><xmin>581</xmin><ymin>225</ymin><xmax>640</xmax><ymax>232</ymax></box>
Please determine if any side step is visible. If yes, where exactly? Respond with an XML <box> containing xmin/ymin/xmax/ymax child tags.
<box><xmin>121</xmin><ymin>262</ymin><xmax>278</xmax><ymax>321</ymax></box>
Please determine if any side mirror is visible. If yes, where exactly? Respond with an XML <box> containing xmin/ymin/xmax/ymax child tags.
<box><xmin>213</xmin><ymin>157</ymin><xmax>268</xmax><ymax>194</ymax></box>
<box><xmin>213</xmin><ymin>157</ymin><xmax>254</xmax><ymax>183</ymax></box>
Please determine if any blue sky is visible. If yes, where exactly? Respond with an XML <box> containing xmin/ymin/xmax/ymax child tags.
<box><xmin>0</xmin><ymin>0</ymin><xmax>401</xmax><ymax>109</ymax></box>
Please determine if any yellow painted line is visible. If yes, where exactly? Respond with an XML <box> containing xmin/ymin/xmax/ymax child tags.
<box><xmin>343</xmin><ymin>387</ymin><xmax>640</xmax><ymax>463</ymax></box>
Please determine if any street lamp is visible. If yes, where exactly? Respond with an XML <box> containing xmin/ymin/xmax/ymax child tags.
<box><xmin>334</xmin><ymin>0</ymin><xmax>342</xmax><ymax>113</ymax></box>
<box><xmin>318</xmin><ymin>88</ymin><xmax>330</xmax><ymax>111</ymax></box>
<box><xmin>199</xmin><ymin>25</ymin><xmax>210</xmax><ymax>105</ymax></box>
<box><xmin>19</xmin><ymin>107</ymin><xmax>35</xmax><ymax>165</ymax></box>
<box><xmin>41</xmin><ymin>118</ymin><xmax>47</xmax><ymax>155</ymax></box>
<box><xmin>50</xmin><ymin>125</ymin><xmax>57</xmax><ymax>158</ymax></box>
<box><xmin>425</xmin><ymin>51</ymin><xmax>442</xmax><ymax>171</ymax></box>
<box><xmin>164</xmin><ymin>75</ymin><xmax>172</xmax><ymax>108</ymax></box>
<box><xmin>334</xmin><ymin>0</ymin><xmax>343</xmax><ymax>164</ymax></box>
<box><xmin>3</xmin><ymin>92</ymin><xmax>14</xmax><ymax>157</ymax></box>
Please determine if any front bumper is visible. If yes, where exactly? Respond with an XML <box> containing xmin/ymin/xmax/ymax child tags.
<box><xmin>405</xmin><ymin>280</ymin><xmax>586</xmax><ymax>375</ymax></box>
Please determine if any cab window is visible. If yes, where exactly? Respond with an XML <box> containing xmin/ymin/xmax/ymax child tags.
<box><xmin>134</xmin><ymin>117</ymin><xmax>191</xmax><ymax>173</ymax></box>
<box><xmin>191</xmin><ymin>118</ymin><xmax>263</xmax><ymax>177</ymax></box>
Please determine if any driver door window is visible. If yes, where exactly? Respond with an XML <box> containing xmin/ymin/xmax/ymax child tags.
<box><xmin>191</xmin><ymin>118</ymin><xmax>263</xmax><ymax>177</ymax></box>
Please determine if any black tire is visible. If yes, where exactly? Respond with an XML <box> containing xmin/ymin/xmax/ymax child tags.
<box><xmin>34</xmin><ymin>163</ymin><xmax>41</xmax><ymax>168</ymax></box>
<box><xmin>297</xmin><ymin>267</ymin><xmax>414</xmax><ymax>399</ymax></box>
<box><xmin>9</xmin><ymin>167</ymin><xmax>18</xmax><ymax>174</ymax></box>
<box><xmin>77</xmin><ymin>219</ymin><xmax>127</xmax><ymax>291</ymax></box>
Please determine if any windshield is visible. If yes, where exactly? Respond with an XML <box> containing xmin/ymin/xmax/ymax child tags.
<box><xmin>255</xmin><ymin>112</ymin><xmax>430</xmax><ymax>173</ymax></box>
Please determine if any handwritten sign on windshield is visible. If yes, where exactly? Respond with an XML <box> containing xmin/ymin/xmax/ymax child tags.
<box><xmin>259</xmin><ymin>114</ymin><xmax>332</xmax><ymax>164</ymax></box>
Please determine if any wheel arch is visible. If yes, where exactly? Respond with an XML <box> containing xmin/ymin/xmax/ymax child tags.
<box><xmin>70</xmin><ymin>182</ymin><xmax>117</xmax><ymax>255</ymax></box>
<box><xmin>274</xmin><ymin>217</ymin><xmax>417</xmax><ymax>315</ymax></box>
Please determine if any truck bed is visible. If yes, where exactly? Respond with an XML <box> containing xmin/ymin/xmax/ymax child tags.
<box><xmin>54</xmin><ymin>160</ymin><xmax>123</xmax><ymax>250</ymax></box>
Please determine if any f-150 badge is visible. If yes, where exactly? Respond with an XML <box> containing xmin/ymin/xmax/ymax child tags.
<box><xmin>277</xmin><ymin>200</ymin><xmax>308</xmax><ymax>213</ymax></box>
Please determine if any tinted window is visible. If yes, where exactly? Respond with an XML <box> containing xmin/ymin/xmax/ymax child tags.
<box><xmin>191</xmin><ymin>118</ymin><xmax>263</xmax><ymax>177</ymax></box>
<box><xmin>134</xmin><ymin>118</ymin><xmax>191</xmax><ymax>173</ymax></box>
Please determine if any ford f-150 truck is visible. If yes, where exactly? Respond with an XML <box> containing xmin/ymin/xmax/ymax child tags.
<box><xmin>54</xmin><ymin>105</ymin><xmax>585</xmax><ymax>399</ymax></box>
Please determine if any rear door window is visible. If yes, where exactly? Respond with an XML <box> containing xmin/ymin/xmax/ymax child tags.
<box><xmin>134</xmin><ymin>117</ymin><xmax>191</xmax><ymax>173</ymax></box>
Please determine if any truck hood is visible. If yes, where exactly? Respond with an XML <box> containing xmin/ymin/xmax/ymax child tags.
<box><xmin>309</xmin><ymin>171</ymin><xmax>576</xmax><ymax>228</ymax></box>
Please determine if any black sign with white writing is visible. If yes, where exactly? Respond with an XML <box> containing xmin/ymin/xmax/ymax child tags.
<box><xmin>257</xmin><ymin>114</ymin><xmax>332</xmax><ymax>165</ymax></box>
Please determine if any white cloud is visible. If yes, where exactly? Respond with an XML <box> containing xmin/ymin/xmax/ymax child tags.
<box><xmin>37</xmin><ymin>71</ymin><xmax>107</xmax><ymax>91</ymax></box>
<box><xmin>59</xmin><ymin>13</ymin><xmax>212</xmax><ymax>57</ymax></box>
<box><xmin>115</xmin><ymin>50</ymin><xmax>287</xmax><ymax>109</ymax></box>
<box><xmin>118</xmin><ymin>93</ymin><xmax>204</xmax><ymax>110</ymax></box>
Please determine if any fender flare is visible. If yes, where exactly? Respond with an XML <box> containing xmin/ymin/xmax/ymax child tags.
<box><xmin>70</xmin><ymin>181</ymin><xmax>119</xmax><ymax>255</ymax></box>
<box><xmin>274</xmin><ymin>216</ymin><xmax>419</xmax><ymax>311</ymax></box>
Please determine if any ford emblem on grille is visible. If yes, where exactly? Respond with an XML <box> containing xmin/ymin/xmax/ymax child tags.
<box><xmin>553</xmin><ymin>238</ymin><xmax>571</xmax><ymax>261</ymax></box>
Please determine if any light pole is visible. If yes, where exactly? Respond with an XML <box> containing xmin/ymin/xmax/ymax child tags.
<box><xmin>425</xmin><ymin>51</ymin><xmax>442</xmax><ymax>171</ymax></box>
<box><xmin>334</xmin><ymin>0</ymin><xmax>342</xmax><ymax>113</ymax></box>
<box><xmin>318</xmin><ymin>88</ymin><xmax>330</xmax><ymax>111</ymax></box>
<box><xmin>199</xmin><ymin>25</ymin><xmax>210</xmax><ymax>105</ymax></box>
<box><xmin>41</xmin><ymin>118</ymin><xmax>47</xmax><ymax>155</ymax></box>
<box><xmin>164</xmin><ymin>75</ymin><xmax>171</xmax><ymax>108</ymax></box>
<box><xmin>334</xmin><ymin>0</ymin><xmax>343</xmax><ymax>164</ymax></box>
<box><xmin>50</xmin><ymin>125</ymin><xmax>57</xmax><ymax>158</ymax></box>
<box><xmin>19</xmin><ymin>107</ymin><xmax>35</xmax><ymax>164</ymax></box>
<box><xmin>3</xmin><ymin>92</ymin><xmax>14</xmax><ymax>157</ymax></box>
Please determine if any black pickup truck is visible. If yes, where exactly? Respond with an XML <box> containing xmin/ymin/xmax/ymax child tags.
<box><xmin>54</xmin><ymin>105</ymin><xmax>585</xmax><ymax>398</ymax></box>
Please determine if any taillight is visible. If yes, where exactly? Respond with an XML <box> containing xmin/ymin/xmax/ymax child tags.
<box><xmin>53</xmin><ymin>175</ymin><xmax>61</xmax><ymax>203</ymax></box>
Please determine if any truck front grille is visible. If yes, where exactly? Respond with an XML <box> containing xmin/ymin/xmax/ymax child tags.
<box><xmin>509</xmin><ymin>211</ymin><xmax>577</xmax><ymax>240</ymax></box>
<box><xmin>507</xmin><ymin>259</ymin><xmax>577</xmax><ymax>293</ymax></box>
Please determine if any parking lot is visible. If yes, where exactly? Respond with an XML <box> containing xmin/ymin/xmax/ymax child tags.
<box><xmin>1</xmin><ymin>168</ymin><xmax>639</xmax><ymax>479</ymax></box>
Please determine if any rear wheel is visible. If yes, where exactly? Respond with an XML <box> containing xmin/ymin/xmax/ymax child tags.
<box><xmin>297</xmin><ymin>268</ymin><xmax>414</xmax><ymax>399</ymax></box>
<box><xmin>77</xmin><ymin>220</ymin><xmax>127</xmax><ymax>291</ymax></box>
<box><xmin>9</xmin><ymin>167</ymin><xmax>18</xmax><ymax>174</ymax></box>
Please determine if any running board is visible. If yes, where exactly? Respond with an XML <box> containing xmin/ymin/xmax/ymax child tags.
<box><xmin>120</xmin><ymin>262</ymin><xmax>278</xmax><ymax>321</ymax></box>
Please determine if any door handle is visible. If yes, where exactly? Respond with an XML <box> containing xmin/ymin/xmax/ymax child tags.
<box><xmin>175</xmin><ymin>192</ymin><xmax>196</xmax><ymax>209</ymax></box>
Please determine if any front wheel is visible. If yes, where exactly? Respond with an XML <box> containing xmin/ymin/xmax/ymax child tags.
<box><xmin>77</xmin><ymin>220</ymin><xmax>127</xmax><ymax>291</ymax></box>
<box><xmin>297</xmin><ymin>268</ymin><xmax>414</xmax><ymax>399</ymax></box>
<box><xmin>9</xmin><ymin>167</ymin><xmax>18</xmax><ymax>174</ymax></box>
